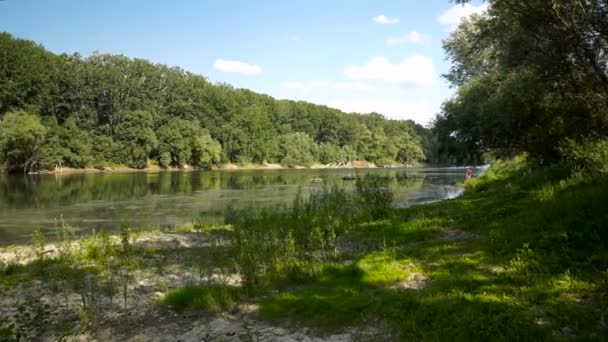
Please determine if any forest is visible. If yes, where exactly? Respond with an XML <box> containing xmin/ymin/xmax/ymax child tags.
<box><xmin>0</xmin><ymin>33</ymin><xmax>431</xmax><ymax>173</ymax></box>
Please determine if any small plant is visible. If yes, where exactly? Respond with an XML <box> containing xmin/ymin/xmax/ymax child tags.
<box><xmin>117</xmin><ymin>267</ymin><xmax>132</xmax><ymax>312</ymax></box>
<box><xmin>55</xmin><ymin>219</ymin><xmax>76</xmax><ymax>262</ymax></box>
<box><xmin>508</xmin><ymin>243</ymin><xmax>541</xmax><ymax>280</ymax></box>
<box><xmin>31</xmin><ymin>227</ymin><xmax>46</xmax><ymax>261</ymax></box>
<box><xmin>356</xmin><ymin>175</ymin><xmax>393</xmax><ymax>220</ymax></box>
<box><xmin>76</xmin><ymin>272</ymin><xmax>100</xmax><ymax>318</ymax></box>
<box><xmin>120</xmin><ymin>226</ymin><xmax>132</xmax><ymax>257</ymax></box>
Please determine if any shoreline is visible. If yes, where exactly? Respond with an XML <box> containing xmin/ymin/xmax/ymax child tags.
<box><xmin>21</xmin><ymin>160</ymin><xmax>420</xmax><ymax>175</ymax></box>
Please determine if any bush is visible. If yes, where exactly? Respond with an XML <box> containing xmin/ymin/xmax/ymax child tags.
<box><xmin>559</xmin><ymin>137</ymin><xmax>608</xmax><ymax>176</ymax></box>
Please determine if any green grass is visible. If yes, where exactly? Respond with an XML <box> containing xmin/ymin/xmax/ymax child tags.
<box><xmin>250</xmin><ymin>158</ymin><xmax>608</xmax><ymax>339</ymax></box>
<box><xmin>163</xmin><ymin>285</ymin><xmax>242</xmax><ymax>313</ymax></box>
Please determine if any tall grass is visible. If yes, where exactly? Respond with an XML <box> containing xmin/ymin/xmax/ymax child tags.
<box><xmin>225</xmin><ymin>175</ymin><xmax>393</xmax><ymax>294</ymax></box>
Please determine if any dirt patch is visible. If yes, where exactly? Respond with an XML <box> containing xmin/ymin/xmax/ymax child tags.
<box><xmin>351</xmin><ymin>160</ymin><xmax>377</xmax><ymax>168</ymax></box>
<box><xmin>391</xmin><ymin>273</ymin><xmax>429</xmax><ymax>290</ymax></box>
<box><xmin>124</xmin><ymin>316</ymin><xmax>354</xmax><ymax>342</ymax></box>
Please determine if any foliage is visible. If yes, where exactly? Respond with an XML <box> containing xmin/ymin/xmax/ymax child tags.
<box><xmin>559</xmin><ymin>137</ymin><xmax>608</xmax><ymax>176</ymax></box>
<box><xmin>278</xmin><ymin>132</ymin><xmax>318</xmax><ymax>167</ymax></box>
<box><xmin>435</xmin><ymin>1</ymin><xmax>608</xmax><ymax>164</ymax></box>
<box><xmin>156</xmin><ymin>118</ymin><xmax>221</xmax><ymax>168</ymax></box>
<box><xmin>355</xmin><ymin>175</ymin><xmax>394</xmax><ymax>219</ymax></box>
<box><xmin>114</xmin><ymin>110</ymin><xmax>158</xmax><ymax>168</ymax></box>
<box><xmin>192</xmin><ymin>132</ymin><xmax>222</xmax><ymax>168</ymax></box>
<box><xmin>0</xmin><ymin>33</ymin><xmax>429</xmax><ymax>172</ymax></box>
<box><xmin>41</xmin><ymin>117</ymin><xmax>93</xmax><ymax>168</ymax></box>
<box><xmin>0</xmin><ymin>111</ymin><xmax>47</xmax><ymax>172</ymax></box>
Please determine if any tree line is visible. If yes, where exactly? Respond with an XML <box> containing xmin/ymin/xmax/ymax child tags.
<box><xmin>0</xmin><ymin>33</ymin><xmax>430</xmax><ymax>172</ymax></box>
<box><xmin>433</xmin><ymin>0</ymin><xmax>608</xmax><ymax>166</ymax></box>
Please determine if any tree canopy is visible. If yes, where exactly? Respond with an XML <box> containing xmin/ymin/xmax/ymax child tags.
<box><xmin>434</xmin><ymin>0</ymin><xmax>608</xmax><ymax>165</ymax></box>
<box><xmin>0</xmin><ymin>33</ymin><xmax>430</xmax><ymax>172</ymax></box>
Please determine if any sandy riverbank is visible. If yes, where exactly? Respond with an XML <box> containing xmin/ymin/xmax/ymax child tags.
<box><xmin>23</xmin><ymin>160</ymin><xmax>412</xmax><ymax>175</ymax></box>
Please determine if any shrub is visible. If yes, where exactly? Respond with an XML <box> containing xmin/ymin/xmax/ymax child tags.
<box><xmin>559</xmin><ymin>137</ymin><xmax>608</xmax><ymax>176</ymax></box>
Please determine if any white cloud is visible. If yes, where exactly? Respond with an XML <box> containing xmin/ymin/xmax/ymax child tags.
<box><xmin>344</xmin><ymin>56</ymin><xmax>434</xmax><ymax>85</ymax></box>
<box><xmin>328</xmin><ymin>98</ymin><xmax>434</xmax><ymax>124</ymax></box>
<box><xmin>310</xmin><ymin>80</ymin><xmax>373</xmax><ymax>91</ymax></box>
<box><xmin>437</xmin><ymin>3</ymin><xmax>488</xmax><ymax>28</ymax></box>
<box><xmin>385</xmin><ymin>31</ymin><xmax>426</xmax><ymax>46</ymax></box>
<box><xmin>373</xmin><ymin>14</ymin><xmax>399</xmax><ymax>25</ymax></box>
<box><xmin>214</xmin><ymin>59</ymin><xmax>262</xmax><ymax>74</ymax></box>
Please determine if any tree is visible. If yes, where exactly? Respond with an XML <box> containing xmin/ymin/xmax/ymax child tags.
<box><xmin>192</xmin><ymin>132</ymin><xmax>222</xmax><ymax>168</ymax></box>
<box><xmin>156</xmin><ymin>119</ymin><xmax>196</xmax><ymax>167</ymax></box>
<box><xmin>0</xmin><ymin>111</ymin><xmax>47</xmax><ymax>172</ymax></box>
<box><xmin>41</xmin><ymin>116</ymin><xmax>93</xmax><ymax>168</ymax></box>
<box><xmin>156</xmin><ymin>118</ymin><xmax>222</xmax><ymax>168</ymax></box>
<box><xmin>0</xmin><ymin>33</ymin><xmax>56</xmax><ymax>114</ymax></box>
<box><xmin>396</xmin><ymin>141</ymin><xmax>425</xmax><ymax>166</ymax></box>
<box><xmin>114</xmin><ymin>110</ymin><xmax>158</xmax><ymax>168</ymax></box>
<box><xmin>436</xmin><ymin>0</ymin><xmax>608</xmax><ymax>163</ymax></box>
<box><xmin>318</xmin><ymin>143</ymin><xmax>342</xmax><ymax>164</ymax></box>
<box><xmin>278</xmin><ymin>132</ymin><xmax>318</xmax><ymax>167</ymax></box>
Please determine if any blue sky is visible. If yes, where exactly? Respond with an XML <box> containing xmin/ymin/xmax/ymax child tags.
<box><xmin>0</xmin><ymin>0</ymin><xmax>487</xmax><ymax>125</ymax></box>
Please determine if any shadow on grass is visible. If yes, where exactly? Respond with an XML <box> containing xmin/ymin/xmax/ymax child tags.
<box><xmin>258</xmin><ymin>258</ymin><xmax>551</xmax><ymax>340</ymax></box>
<box><xmin>256</xmin><ymin>163</ymin><xmax>608</xmax><ymax>340</ymax></box>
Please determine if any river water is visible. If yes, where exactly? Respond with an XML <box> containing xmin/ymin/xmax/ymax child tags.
<box><xmin>0</xmin><ymin>167</ymin><xmax>484</xmax><ymax>244</ymax></box>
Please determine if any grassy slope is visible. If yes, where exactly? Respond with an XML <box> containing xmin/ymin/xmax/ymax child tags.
<box><xmin>255</xmin><ymin>157</ymin><xmax>608</xmax><ymax>340</ymax></box>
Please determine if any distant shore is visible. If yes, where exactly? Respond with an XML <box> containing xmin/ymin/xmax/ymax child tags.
<box><xmin>24</xmin><ymin>160</ymin><xmax>418</xmax><ymax>175</ymax></box>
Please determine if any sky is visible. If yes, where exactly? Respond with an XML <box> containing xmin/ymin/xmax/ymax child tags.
<box><xmin>0</xmin><ymin>0</ymin><xmax>488</xmax><ymax>125</ymax></box>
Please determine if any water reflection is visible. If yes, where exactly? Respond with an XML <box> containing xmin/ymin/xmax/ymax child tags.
<box><xmin>0</xmin><ymin>167</ymin><xmax>483</xmax><ymax>243</ymax></box>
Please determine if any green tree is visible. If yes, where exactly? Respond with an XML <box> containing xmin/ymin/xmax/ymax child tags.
<box><xmin>437</xmin><ymin>0</ymin><xmax>608</xmax><ymax>163</ymax></box>
<box><xmin>278</xmin><ymin>132</ymin><xmax>318</xmax><ymax>167</ymax></box>
<box><xmin>192</xmin><ymin>132</ymin><xmax>222</xmax><ymax>168</ymax></box>
<box><xmin>156</xmin><ymin>118</ymin><xmax>222</xmax><ymax>168</ymax></box>
<box><xmin>41</xmin><ymin>117</ymin><xmax>93</xmax><ymax>168</ymax></box>
<box><xmin>156</xmin><ymin>119</ymin><xmax>195</xmax><ymax>167</ymax></box>
<box><xmin>0</xmin><ymin>111</ymin><xmax>47</xmax><ymax>172</ymax></box>
<box><xmin>114</xmin><ymin>110</ymin><xmax>158</xmax><ymax>168</ymax></box>
<box><xmin>0</xmin><ymin>33</ymin><xmax>56</xmax><ymax>114</ymax></box>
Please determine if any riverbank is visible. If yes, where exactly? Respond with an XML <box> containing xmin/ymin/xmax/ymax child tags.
<box><xmin>24</xmin><ymin>160</ymin><xmax>392</xmax><ymax>175</ymax></box>
<box><xmin>1</xmin><ymin>158</ymin><xmax>606</xmax><ymax>340</ymax></box>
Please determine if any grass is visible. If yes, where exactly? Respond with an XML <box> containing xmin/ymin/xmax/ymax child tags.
<box><xmin>163</xmin><ymin>285</ymin><xmax>242</xmax><ymax>313</ymax></box>
<box><xmin>1</xmin><ymin>158</ymin><xmax>607</xmax><ymax>340</ymax></box>
<box><xmin>241</xmin><ymin>158</ymin><xmax>608</xmax><ymax>339</ymax></box>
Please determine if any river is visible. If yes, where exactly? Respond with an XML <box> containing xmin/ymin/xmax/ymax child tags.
<box><xmin>0</xmin><ymin>167</ymin><xmax>484</xmax><ymax>244</ymax></box>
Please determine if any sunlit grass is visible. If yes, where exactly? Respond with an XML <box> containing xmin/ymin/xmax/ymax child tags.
<box><xmin>163</xmin><ymin>285</ymin><xmax>241</xmax><ymax>313</ymax></box>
